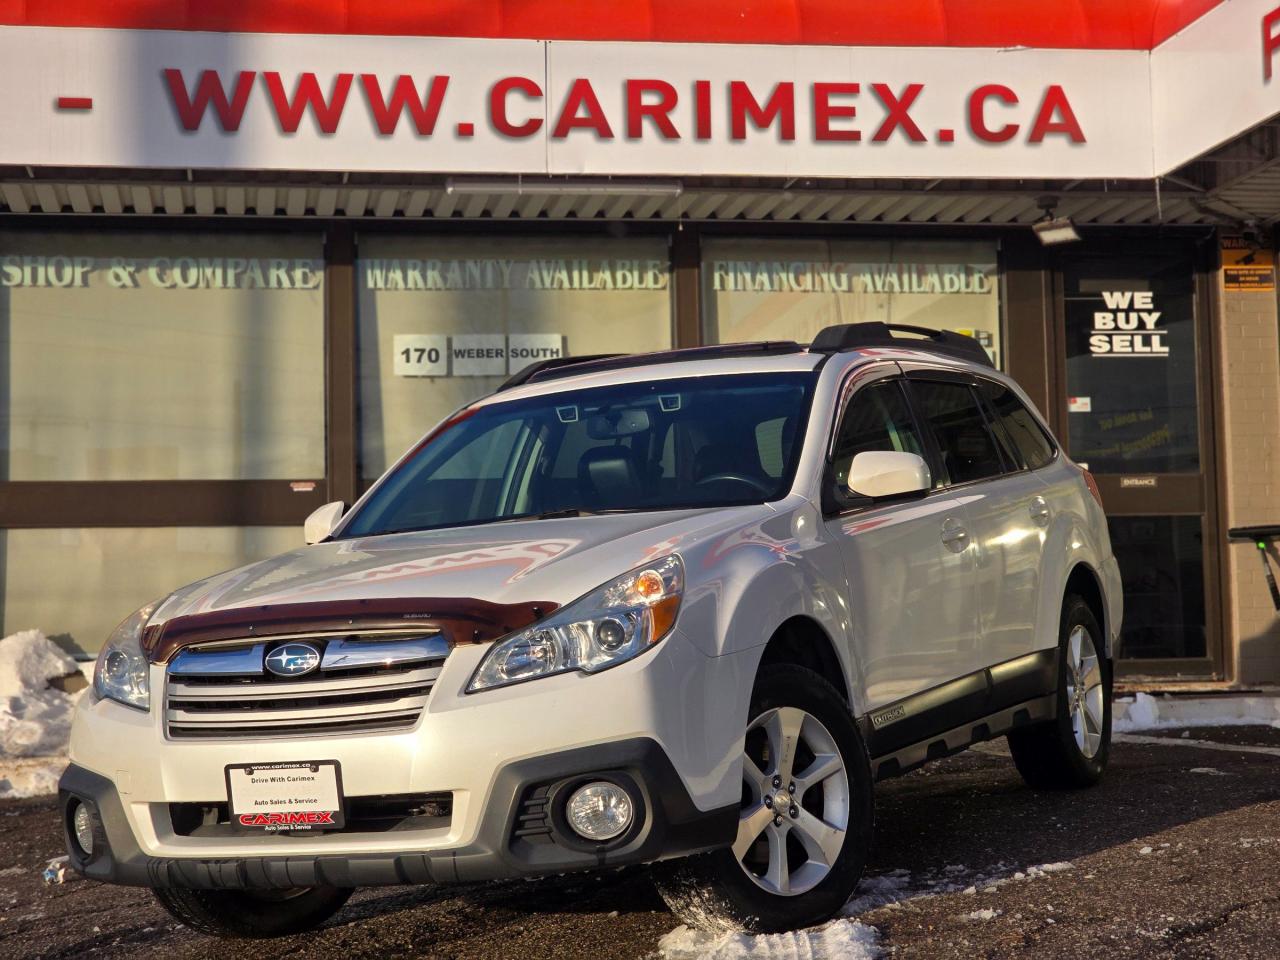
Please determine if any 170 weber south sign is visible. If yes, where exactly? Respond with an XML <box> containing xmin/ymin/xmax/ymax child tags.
<box><xmin>0</xmin><ymin>26</ymin><xmax>1154</xmax><ymax>178</ymax></box>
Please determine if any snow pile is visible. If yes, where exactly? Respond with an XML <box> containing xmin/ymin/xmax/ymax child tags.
<box><xmin>659</xmin><ymin>919</ymin><xmax>881</xmax><ymax>960</ymax></box>
<box><xmin>1114</xmin><ymin>692</ymin><xmax>1280</xmax><ymax>731</ymax></box>
<box><xmin>0</xmin><ymin>630</ymin><xmax>83</xmax><ymax>798</ymax></box>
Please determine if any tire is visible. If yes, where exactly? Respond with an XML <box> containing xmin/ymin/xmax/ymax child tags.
<box><xmin>1008</xmin><ymin>595</ymin><xmax>1112</xmax><ymax>790</ymax></box>
<box><xmin>152</xmin><ymin>885</ymin><xmax>354</xmax><ymax>939</ymax></box>
<box><xmin>654</xmin><ymin>665</ymin><xmax>873</xmax><ymax>934</ymax></box>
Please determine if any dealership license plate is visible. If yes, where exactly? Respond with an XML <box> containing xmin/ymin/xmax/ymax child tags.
<box><xmin>226</xmin><ymin>761</ymin><xmax>345</xmax><ymax>831</ymax></box>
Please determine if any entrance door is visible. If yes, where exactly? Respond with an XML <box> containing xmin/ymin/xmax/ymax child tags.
<box><xmin>1054</xmin><ymin>246</ymin><xmax>1221</xmax><ymax>679</ymax></box>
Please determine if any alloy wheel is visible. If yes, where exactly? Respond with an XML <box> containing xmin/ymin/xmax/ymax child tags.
<box><xmin>734</xmin><ymin>706</ymin><xmax>850</xmax><ymax>896</ymax></box>
<box><xmin>1066</xmin><ymin>624</ymin><xmax>1106</xmax><ymax>758</ymax></box>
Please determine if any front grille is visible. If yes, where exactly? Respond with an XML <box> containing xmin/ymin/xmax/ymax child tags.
<box><xmin>164</xmin><ymin>632</ymin><xmax>448</xmax><ymax>740</ymax></box>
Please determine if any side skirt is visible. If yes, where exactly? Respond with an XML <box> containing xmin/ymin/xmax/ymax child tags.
<box><xmin>869</xmin><ymin>693</ymin><xmax>1056</xmax><ymax>782</ymax></box>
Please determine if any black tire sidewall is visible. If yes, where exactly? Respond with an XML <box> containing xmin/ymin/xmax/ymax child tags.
<box><xmin>153</xmin><ymin>886</ymin><xmax>353</xmax><ymax>939</ymax></box>
<box><xmin>698</xmin><ymin>665</ymin><xmax>874</xmax><ymax>931</ymax></box>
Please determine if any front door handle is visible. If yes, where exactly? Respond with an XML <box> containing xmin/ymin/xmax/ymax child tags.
<box><xmin>941</xmin><ymin>517</ymin><xmax>969</xmax><ymax>552</ymax></box>
<box><xmin>1029</xmin><ymin>496</ymin><xmax>1051</xmax><ymax>526</ymax></box>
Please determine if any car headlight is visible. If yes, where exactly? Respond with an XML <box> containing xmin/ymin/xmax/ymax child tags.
<box><xmin>93</xmin><ymin>603</ymin><xmax>157</xmax><ymax>711</ymax></box>
<box><xmin>468</xmin><ymin>555</ymin><xmax>684</xmax><ymax>693</ymax></box>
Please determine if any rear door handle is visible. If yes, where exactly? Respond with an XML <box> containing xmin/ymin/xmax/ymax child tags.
<box><xmin>1029</xmin><ymin>496</ymin><xmax>1051</xmax><ymax>526</ymax></box>
<box><xmin>941</xmin><ymin>517</ymin><xmax>969</xmax><ymax>551</ymax></box>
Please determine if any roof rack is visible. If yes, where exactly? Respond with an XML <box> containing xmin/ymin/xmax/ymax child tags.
<box><xmin>500</xmin><ymin>341</ymin><xmax>805</xmax><ymax>391</ymax></box>
<box><xmin>810</xmin><ymin>322</ymin><xmax>994</xmax><ymax>368</ymax></box>
<box><xmin>500</xmin><ymin>354</ymin><xmax>622</xmax><ymax>391</ymax></box>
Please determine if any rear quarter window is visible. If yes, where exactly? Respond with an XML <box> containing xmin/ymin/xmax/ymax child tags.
<box><xmin>979</xmin><ymin>382</ymin><xmax>1057</xmax><ymax>471</ymax></box>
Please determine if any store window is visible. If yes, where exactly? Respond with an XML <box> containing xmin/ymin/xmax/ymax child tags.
<box><xmin>1063</xmin><ymin>256</ymin><xmax>1199</xmax><ymax>474</ymax></box>
<box><xmin>1108</xmin><ymin>516</ymin><xmax>1207</xmax><ymax>660</ymax></box>
<box><xmin>0</xmin><ymin>231</ymin><xmax>326</xmax><ymax>481</ymax></box>
<box><xmin>357</xmin><ymin>236</ymin><xmax>673</xmax><ymax>478</ymax></box>
<box><xmin>702</xmin><ymin>238</ymin><xmax>1001</xmax><ymax>366</ymax></box>
<box><xmin>0</xmin><ymin>527</ymin><xmax>300</xmax><ymax>655</ymax></box>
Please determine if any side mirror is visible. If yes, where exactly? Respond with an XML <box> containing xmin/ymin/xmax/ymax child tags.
<box><xmin>304</xmin><ymin>501</ymin><xmax>346</xmax><ymax>545</ymax></box>
<box><xmin>847</xmin><ymin>451</ymin><xmax>931</xmax><ymax>500</ymax></box>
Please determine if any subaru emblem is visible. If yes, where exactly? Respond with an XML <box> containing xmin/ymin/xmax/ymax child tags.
<box><xmin>264</xmin><ymin>642</ymin><xmax>322</xmax><ymax>678</ymax></box>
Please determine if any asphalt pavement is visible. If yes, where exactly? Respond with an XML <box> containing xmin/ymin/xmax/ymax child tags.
<box><xmin>2</xmin><ymin>726</ymin><xmax>1278</xmax><ymax>959</ymax></box>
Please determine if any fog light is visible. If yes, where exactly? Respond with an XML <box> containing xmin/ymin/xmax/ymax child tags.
<box><xmin>71</xmin><ymin>801</ymin><xmax>94</xmax><ymax>857</ymax></box>
<box><xmin>565</xmin><ymin>781</ymin><xmax>633</xmax><ymax>841</ymax></box>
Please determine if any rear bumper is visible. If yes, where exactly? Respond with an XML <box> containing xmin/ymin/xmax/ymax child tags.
<box><xmin>59</xmin><ymin>737</ymin><xmax>737</xmax><ymax>889</ymax></box>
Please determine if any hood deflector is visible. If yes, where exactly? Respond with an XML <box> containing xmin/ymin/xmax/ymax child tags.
<box><xmin>141</xmin><ymin>597</ymin><xmax>559</xmax><ymax>664</ymax></box>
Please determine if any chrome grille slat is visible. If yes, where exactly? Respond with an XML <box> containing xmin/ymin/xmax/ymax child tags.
<box><xmin>165</xmin><ymin>632</ymin><xmax>447</xmax><ymax>740</ymax></box>
<box><xmin>167</xmin><ymin>665</ymin><xmax>442</xmax><ymax>699</ymax></box>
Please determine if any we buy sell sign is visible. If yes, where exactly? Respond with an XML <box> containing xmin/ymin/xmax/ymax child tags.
<box><xmin>0</xmin><ymin>26</ymin><xmax>1153</xmax><ymax>179</ymax></box>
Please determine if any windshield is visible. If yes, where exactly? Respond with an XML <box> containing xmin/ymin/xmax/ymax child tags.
<box><xmin>342</xmin><ymin>372</ymin><xmax>817</xmax><ymax>537</ymax></box>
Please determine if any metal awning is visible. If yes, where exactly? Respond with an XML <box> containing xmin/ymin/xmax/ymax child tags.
<box><xmin>0</xmin><ymin>171</ymin><xmax>1224</xmax><ymax>226</ymax></box>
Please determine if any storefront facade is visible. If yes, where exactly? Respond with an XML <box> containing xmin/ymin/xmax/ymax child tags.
<box><xmin>1</xmin><ymin>1</ymin><xmax>1279</xmax><ymax>689</ymax></box>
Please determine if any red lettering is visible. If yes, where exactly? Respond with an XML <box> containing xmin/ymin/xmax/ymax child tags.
<box><xmin>552</xmin><ymin>78</ymin><xmax>614</xmax><ymax>139</ymax></box>
<box><xmin>1028</xmin><ymin>85</ymin><xmax>1085</xmax><ymax>143</ymax></box>
<box><xmin>164</xmin><ymin>69</ymin><xmax>255</xmax><ymax>132</ymax></box>
<box><xmin>361</xmin><ymin>74</ymin><xmax>449</xmax><ymax>136</ymax></box>
<box><xmin>263</xmin><ymin>72</ymin><xmax>353</xmax><ymax>135</ymax></box>
<box><xmin>1264</xmin><ymin>7</ymin><xmax>1280</xmax><ymax>81</ymax></box>
<box><xmin>814</xmin><ymin>82</ymin><xmax>860</xmax><ymax>142</ymax></box>
<box><xmin>870</xmin><ymin>83</ymin><xmax>925</xmax><ymax>143</ymax></box>
<box><xmin>489</xmin><ymin>77</ymin><xmax>543</xmax><ymax>138</ymax></box>
<box><xmin>729</xmin><ymin>81</ymin><xmax>795</xmax><ymax>141</ymax></box>
<box><xmin>968</xmin><ymin>84</ymin><xmax>1020</xmax><ymax>143</ymax></box>
<box><xmin>626</xmin><ymin>79</ymin><xmax>679</xmax><ymax>139</ymax></box>
<box><xmin>694</xmin><ymin>80</ymin><xmax>712</xmax><ymax>140</ymax></box>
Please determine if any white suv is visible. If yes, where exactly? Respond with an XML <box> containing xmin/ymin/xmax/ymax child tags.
<box><xmin>61</xmin><ymin>322</ymin><xmax>1121</xmax><ymax>938</ymax></box>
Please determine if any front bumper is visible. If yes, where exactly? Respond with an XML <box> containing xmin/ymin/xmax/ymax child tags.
<box><xmin>61</xmin><ymin>630</ymin><xmax>749</xmax><ymax>888</ymax></box>
<box><xmin>59</xmin><ymin>738</ymin><xmax>736</xmax><ymax>888</ymax></box>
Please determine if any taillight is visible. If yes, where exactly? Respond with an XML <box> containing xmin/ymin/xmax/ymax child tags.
<box><xmin>1082</xmin><ymin>469</ymin><xmax>1103</xmax><ymax>508</ymax></box>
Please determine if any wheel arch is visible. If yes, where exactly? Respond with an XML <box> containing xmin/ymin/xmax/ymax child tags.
<box><xmin>757</xmin><ymin>615</ymin><xmax>851</xmax><ymax>706</ymax></box>
<box><xmin>1064</xmin><ymin>562</ymin><xmax>1111</xmax><ymax>659</ymax></box>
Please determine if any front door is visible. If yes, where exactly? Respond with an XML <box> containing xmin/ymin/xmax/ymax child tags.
<box><xmin>1054</xmin><ymin>246</ymin><xmax>1221</xmax><ymax>679</ymax></box>
<box><xmin>823</xmin><ymin>371</ymin><xmax>979</xmax><ymax>708</ymax></box>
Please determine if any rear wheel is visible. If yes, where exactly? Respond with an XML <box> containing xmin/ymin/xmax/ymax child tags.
<box><xmin>1008</xmin><ymin>595</ymin><xmax>1111</xmax><ymax>790</ymax></box>
<box><xmin>152</xmin><ymin>885</ymin><xmax>353</xmax><ymax>939</ymax></box>
<box><xmin>654</xmin><ymin>665</ymin><xmax>873</xmax><ymax>933</ymax></box>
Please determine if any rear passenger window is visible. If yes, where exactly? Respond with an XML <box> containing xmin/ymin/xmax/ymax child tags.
<box><xmin>978</xmin><ymin>382</ymin><xmax>1057</xmax><ymax>470</ymax></box>
<box><xmin>912</xmin><ymin>381</ymin><xmax>1005</xmax><ymax>485</ymax></box>
<box><xmin>831</xmin><ymin>381</ymin><xmax>925</xmax><ymax>490</ymax></box>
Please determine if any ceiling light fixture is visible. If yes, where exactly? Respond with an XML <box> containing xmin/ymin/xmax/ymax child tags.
<box><xmin>1032</xmin><ymin>195</ymin><xmax>1080</xmax><ymax>246</ymax></box>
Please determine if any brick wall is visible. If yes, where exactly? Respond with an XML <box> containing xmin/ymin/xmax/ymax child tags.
<box><xmin>1216</xmin><ymin>268</ymin><xmax>1280</xmax><ymax>686</ymax></box>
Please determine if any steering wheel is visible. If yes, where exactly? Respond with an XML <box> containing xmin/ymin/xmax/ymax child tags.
<box><xmin>694</xmin><ymin>472</ymin><xmax>773</xmax><ymax>496</ymax></box>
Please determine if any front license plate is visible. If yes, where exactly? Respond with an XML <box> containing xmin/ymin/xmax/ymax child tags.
<box><xmin>226</xmin><ymin>761</ymin><xmax>345</xmax><ymax>831</ymax></box>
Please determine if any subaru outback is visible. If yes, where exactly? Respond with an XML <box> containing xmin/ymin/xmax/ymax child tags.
<box><xmin>60</xmin><ymin>322</ymin><xmax>1121</xmax><ymax>937</ymax></box>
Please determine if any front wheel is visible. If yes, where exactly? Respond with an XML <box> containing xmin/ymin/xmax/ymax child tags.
<box><xmin>1008</xmin><ymin>595</ymin><xmax>1111</xmax><ymax>790</ymax></box>
<box><xmin>654</xmin><ymin>665</ymin><xmax>873</xmax><ymax>933</ymax></box>
<box><xmin>152</xmin><ymin>885</ymin><xmax>354</xmax><ymax>939</ymax></box>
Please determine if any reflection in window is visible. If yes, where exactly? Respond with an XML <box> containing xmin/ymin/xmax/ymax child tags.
<box><xmin>357</xmin><ymin>236</ymin><xmax>673</xmax><ymax>478</ymax></box>
<box><xmin>0</xmin><ymin>231</ymin><xmax>325</xmax><ymax>481</ymax></box>
<box><xmin>702</xmin><ymin>238</ymin><xmax>1001</xmax><ymax>366</ymax></box>
<box><xmin>913</xmin><ymin>381</ymin><xmax>1005</xmax><ymax>485</ymax></box>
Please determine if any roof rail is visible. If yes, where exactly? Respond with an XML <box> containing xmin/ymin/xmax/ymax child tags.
<box><xmin>810</xmin><ymin>322</ymin><xmax>994</xmax><ymax>367</ymax></box>
<box><xmin>499</xmin><ymin>354</ymin><xmax>622</xmax><ymax>391</ymax></box>
<box><xmin>504</xmin><ymin>341</ymin><xmax>806</xmax><ymax>390</ymax></box>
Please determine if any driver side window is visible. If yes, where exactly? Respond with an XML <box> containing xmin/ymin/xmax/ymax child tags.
<box><xmin>831</xmin><ymin>380</ymin><xmax>925</xmax><ymax>492</ymax></box>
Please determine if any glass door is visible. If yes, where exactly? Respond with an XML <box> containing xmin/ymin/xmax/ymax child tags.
<box><xmin>1056</xmin><ymin>246</ymin><xmax>1221</xmax><ymax>679</ymax></box>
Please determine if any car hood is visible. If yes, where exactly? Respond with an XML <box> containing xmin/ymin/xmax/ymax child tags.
<box><xmin>145</xmin><ymin>506</ymin><xmax>770</xmax><ymax>656</ymax></box>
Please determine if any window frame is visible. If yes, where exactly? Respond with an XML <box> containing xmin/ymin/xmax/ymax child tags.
<box><xmin>902</xmin><ymin>372</ymin><xmax>1013</xmax><ymax>491</ymax></box>
<box><xmin>823</xmin><ymin>363</ymin><xmax>937</xmax><ymax>517</ymax></box>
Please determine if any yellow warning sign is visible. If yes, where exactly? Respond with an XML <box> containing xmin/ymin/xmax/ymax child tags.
<box><xmin>1222</xmin><ymin>236</ymin><xmax>1275</xmax><ymax>292</ymax></box>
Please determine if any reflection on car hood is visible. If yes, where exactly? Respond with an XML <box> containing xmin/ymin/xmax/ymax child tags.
<box><xmin>149</xmin><ymin>506</ymin><xmax>770</xmax><ymax>631</ymax></box>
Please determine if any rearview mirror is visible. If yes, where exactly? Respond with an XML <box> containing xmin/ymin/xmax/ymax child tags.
<box><xmin>304</xmin><ymin>501</ymin><xmax>346</xmax><ymax>545</ymax></box>
<box><xmin>847</xmin><ymin>451</ymin><xmax>931</xmax><ymax>499</ymax></box>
